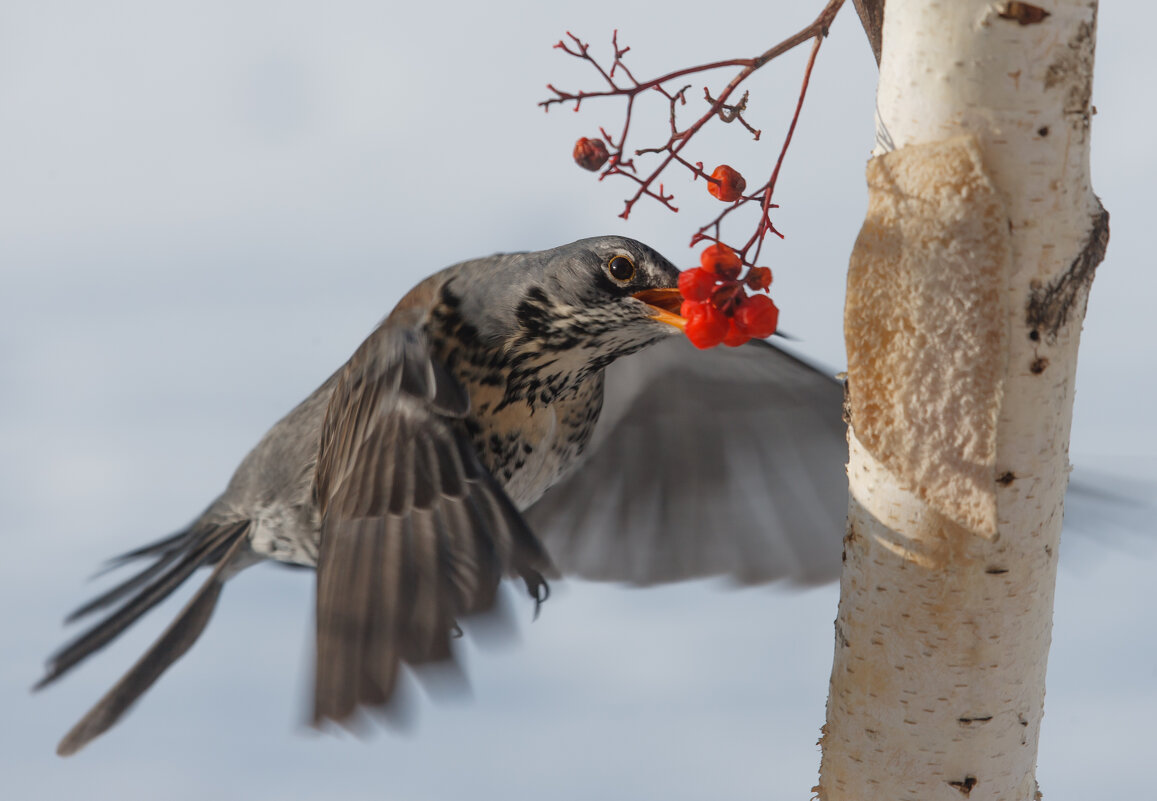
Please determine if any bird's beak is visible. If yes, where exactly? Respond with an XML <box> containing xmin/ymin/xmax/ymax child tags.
<box><xmin>632</xmin><ymin>288</ymin><xmax>686</xmax><ymax>331</ymax></box>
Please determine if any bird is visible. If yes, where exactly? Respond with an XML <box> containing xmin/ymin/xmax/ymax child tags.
<box><xmin>36</xmin><ymin>235</ymin><xmax>848</xmax><ymax>756</ymax></box>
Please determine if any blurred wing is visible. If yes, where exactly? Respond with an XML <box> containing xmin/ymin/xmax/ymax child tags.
<box><xmin>1061</xmin><ymin>467</ymin><xmax>1157</xmax><ymax>557</ymax></box>
<box><xmin>312</xmin><ymin>318</ymin><xmax>553</xmax><ymax>726</ymax></box>
<box><xmin>526</xmin><ymin>337</ymin><xmax>848</xmax><ymax>585</ymax></box>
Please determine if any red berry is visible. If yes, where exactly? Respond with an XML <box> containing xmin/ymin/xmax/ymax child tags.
<box><xmin>745</xmin><ymin>266</ymin><xmax>772</xmax><ymax>291</ymax></box>
<box><xmin>682</xmin><ymin>300</ymin><xmax>729</xmax><ymax>349</ymax></box>
<box><xmin>733</xmin><ymin>293</ymin><xmax>779</xmax><ymax>339</ymax></box>
<box><xmin>678</xmin><ymin>267</ymin><xmax>716</xmax><ymax>303</ymax></box>
<box><xmin>707</xmin><ymin>165</ymin><xmax>746</xmax><ymax>202</ymax></box>
<box><xmin>699</xmin><ymin>243</ymin><xmax>742</xmax><ymax>280</ymax></box>
<box><xmin>722</xmin><ymin>319</ymin><xmax>750</xmax><ymax>348</ymax></box>
<box><xmin>573</xmin><ymin>137</ymin><xmax>610</xmax><ymax>171</ymax></box>
<box><xmin>709</xmin><ymin>282</ymin><xmax>742</xmax><ymax>315</ymax></box>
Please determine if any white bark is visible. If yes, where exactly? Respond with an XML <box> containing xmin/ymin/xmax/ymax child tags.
<box><xmin>818</xmin><ymin>2</ymin><xmax>1107</xmax><ymax>800</ymax></box>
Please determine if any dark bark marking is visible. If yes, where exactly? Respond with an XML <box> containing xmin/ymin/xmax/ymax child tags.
<box><xmin>998</xmin><ymin>2</ymin><xmax>1050</xmax><ymax>25</ymax></box>
<box><xmin>949</xmin><ymin>776</ymin><xmax>978</xmax><ymax>796</ymax></box>
<box><xmin>1025</xmin><ymin>205</ymin><xmax>1109</xmax><ymax>344</ymax></box>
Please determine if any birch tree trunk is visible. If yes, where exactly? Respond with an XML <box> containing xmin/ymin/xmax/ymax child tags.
<box><xmin>817</xmin><ymin>2</ymin><xmax>1108</xmax><ymax>799</ymax></box>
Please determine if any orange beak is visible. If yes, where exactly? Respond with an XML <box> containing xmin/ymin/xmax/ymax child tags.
<box><xmin>632</xmin><ymin>288</ymin><xmax>686</xmax><ymax>331</ymax></box>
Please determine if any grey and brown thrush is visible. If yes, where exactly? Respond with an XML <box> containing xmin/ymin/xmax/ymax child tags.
<box><xmin>36</xmin><ymin>236</ymin><xmax>846</xmax><ymax>755</ymax></box>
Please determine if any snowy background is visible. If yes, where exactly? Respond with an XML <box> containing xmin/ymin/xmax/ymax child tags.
<box><xmin>3</xmin><ymin>2</ymin><xmax>1153</xmax><ymax>799</ymax></box>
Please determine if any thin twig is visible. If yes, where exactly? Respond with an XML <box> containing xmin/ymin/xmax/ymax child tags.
<box><xmin>542</xmin><ymin>0</ymin><xmax>846</xmax><ymax>266</ymax></box>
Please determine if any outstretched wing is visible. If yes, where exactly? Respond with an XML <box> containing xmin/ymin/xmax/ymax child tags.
<box><xmin>311</xmin><ymin>316</ymin><xmax>554</xmax><ymax>726</ymax></box>
<box><xmin>526</xmin><ymin>337</ymin><xmax>848</xmax><ymax>586</ymax></box>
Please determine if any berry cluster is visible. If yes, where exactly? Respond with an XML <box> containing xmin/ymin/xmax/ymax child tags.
<box><xmin>678</xmin><ymin>244</ymin><xmax>778</xmax><ymax>349</ymax></box>
<box><xmin>569</xmin><ymin>144</ymin><xmax>777</xmax><ymax>350</ymax></box>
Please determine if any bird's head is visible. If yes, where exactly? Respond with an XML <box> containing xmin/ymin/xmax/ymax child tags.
<box><xmin>492</xmin><ymin>236</ymin><xmax>687</xmax><ymax>361</ymax></box>
<box><xmin>425</xmin><ymin>237</ymin><xmax>688</xmax><ymax>403</ymax></box>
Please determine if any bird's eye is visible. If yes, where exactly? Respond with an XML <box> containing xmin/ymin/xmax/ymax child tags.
<box><xmin>607</xmin><ymin>255</ymin><xmax>636</xmax><ymax>282</ymax></box>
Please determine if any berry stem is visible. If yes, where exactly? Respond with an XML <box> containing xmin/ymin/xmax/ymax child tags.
<box><xmin>543</xmin><ymin>0</ymin><xmax>846</xmax><ymax>270</ymax></box>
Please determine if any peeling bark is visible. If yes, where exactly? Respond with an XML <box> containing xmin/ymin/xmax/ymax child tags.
<box><xmin>845</xmin><ymin>137</ymin><xmax>1011</xmax><ymax>538</ymax></box>
<box><xmin>817</xmin><ymin>2</ymin><xmax>1107</xmax><ymax>799</ymax></box>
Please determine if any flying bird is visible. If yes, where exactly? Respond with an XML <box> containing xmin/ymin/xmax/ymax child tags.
<box><xmin>36</xmin><ymin>236</ymin><xmax>847</xmax><ymax>755</ymax></box>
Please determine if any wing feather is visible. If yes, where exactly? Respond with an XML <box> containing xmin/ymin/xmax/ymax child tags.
<box><xmin>526</xmin><ymin>336</ymin><xmax>848</xmax><ymax>586</ymax></box>
<box><xmin>311</xmin><ymin>320</ymin><xmax>553</xmax><ymax>726</ymax></box>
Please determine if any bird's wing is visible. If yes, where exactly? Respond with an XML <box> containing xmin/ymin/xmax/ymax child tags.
<box><xmin>525</xmin><ymin>337</ymin><xmax>848</xmax><ymax>586</ymax></box>
<box><xmin>311</xmin><ymin>318</ymin><xmax>554</xmax><ymax>726</ymax></box>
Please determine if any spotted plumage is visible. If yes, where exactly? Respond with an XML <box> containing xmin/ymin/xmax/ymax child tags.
<box><xmin>37</xmin><ymin>235</ymin><xmax>848</xmax><ymax>757</ymax></box>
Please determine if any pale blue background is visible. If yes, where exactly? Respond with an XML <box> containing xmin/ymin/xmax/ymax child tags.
<box><xmin>3</xmin><ymin>2</ymin><xmax>1153</xmax><ymax>799</ymax></box>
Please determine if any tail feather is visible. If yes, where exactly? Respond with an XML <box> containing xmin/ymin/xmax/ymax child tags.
<box><xmin>37</xmin><ymin>521</ymin><xmax>250</xmax><ymax>690</ymax></box>
<box><xmin>66</xmin><ymin>522</ymin><xmax>243</xmax><ymax>623</ymax></box>
<box><xmin>67</xmin><ymin>548</ymin><xmax>186</xmax><ymax>624</ymax></box>
<box><xmin>54</xmin><ymin>531</ymin><xmax>249</xmax><ymax>756</ymax></box>
<box><xmin>90</xmin><ymin>526</ymin><xmax>198</xmax><ymax>578</ymax></box>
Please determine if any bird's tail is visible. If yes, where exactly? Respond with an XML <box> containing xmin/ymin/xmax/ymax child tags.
<box><xmin>36</xmin><ymin>521</ymin><xmax>251</xmax><ymax>756</ymax></box>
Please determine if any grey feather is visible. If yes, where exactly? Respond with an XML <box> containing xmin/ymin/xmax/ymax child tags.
<box><xmin>526</xmin><ymin>337</ymin><xmax>848</xmax><ymax>585</ymax></box>
<box><xmin>37</xmin><ymin>521</ymin><xmax>252</xmax><ymax>689</ymax></box>
<box><xmin>312</xmin><ymin>320</ymin><xmax>553</xmax><ymax>725</ymax></box>
<box><xmin>54</xmin><ymin>528</ymin><xmax>250</xmax><ymax>756</ymax></box>
<box><xmin>42</xmin><ymin>236</ymin><xmax>844</xmax><ymax>755</ymax></box>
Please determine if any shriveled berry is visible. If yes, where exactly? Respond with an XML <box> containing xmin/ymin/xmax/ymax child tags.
<box><xmin>733</xmin><ymin>293</ymin><xmax>780</xmax><ymax>339</ymax></box>
<box><xmin>678</xmin><ymin>267</ymin><xmax>716</xmax><ymax>303</ymax></box>
<box><xmin>573</xmin><ymin>137</ymin><xmax>610</xmax><ymax>171</ymax></box>
<box><xmin>707</xmin><ymin>165</ymin><xmax>747</xmax><ymax>202</ymax></box>
<box><xmin>746</xmin><ymin>266</ymin><xmax>772</xmax><ymax>292</ymax></box>
<box><xmin>683</xmin><ymin>300</ymin><xmax>729</xmax><ymax>349</ymax></box>
<box><xmin>722</xmin><ymin>319</ymin><xmax>750</xmax><ymax>348</ymax></box>
<box><xmin>699</xmin><ymin>243</ymin><xmax>742</xmax><ymax>280</ymax></box>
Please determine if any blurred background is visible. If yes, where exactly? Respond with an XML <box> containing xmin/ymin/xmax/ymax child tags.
<box><xmin>2</xmin><ymin>2</ymin><xmax>1153</xmax><ymax>799</ymax></box>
